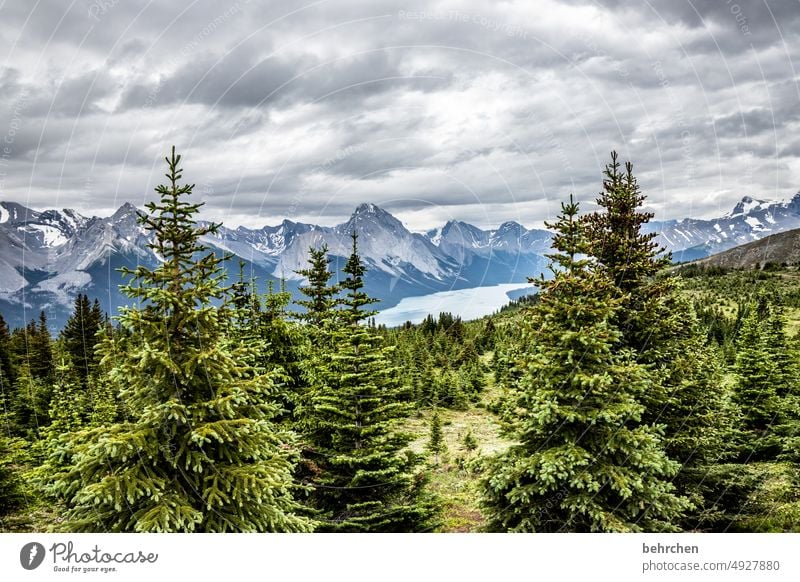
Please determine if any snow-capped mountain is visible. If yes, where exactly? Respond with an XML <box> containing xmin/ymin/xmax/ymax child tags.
<box><xmin>273</xmin><ymin>203</ymin><xmax>456</xmax><ymax>284</ymax></box>
<box><xmin>2</xmin><ymin>191</ymin><xmax>798</xmax><ymax>328</ymax></box>
<box><xmin>425</xmin><ymin>219</ymin><xmax>552</xmax><ymax>259</ymax></box>
<box><xmin>646</xmin><ymin>192</ymin><xmax>800</xmax><ymax>261</ymax></box>
<box><xmin>206</xmin><ymin>219</ymin><xmax>318</xmax><ymax>268</ymax></box>
<box><xmin>0</xmin><ymin>201</ymin><xmax>549</xmax><ymax>328</ymax></box>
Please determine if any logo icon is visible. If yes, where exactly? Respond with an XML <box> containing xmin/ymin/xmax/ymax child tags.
<box><xmin>20</xmin><ymin>542</ymin><xmax>46</xmax><ymax>570</ymax></box>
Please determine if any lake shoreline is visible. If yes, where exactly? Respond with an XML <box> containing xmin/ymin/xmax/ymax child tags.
<box><xmin>375</xmin><ymin>283</ymin><xmax>537</xmax><ymax>327</ymax></box>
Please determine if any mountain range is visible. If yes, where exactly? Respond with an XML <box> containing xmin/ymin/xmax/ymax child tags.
<box><xmin>0</xmin><ymin>192</ymin><xmax>799</xmax><ymax>328</ymax></box>
<box><xmin>646</xmin><ymin>193</ymin><xmax>800</xmax><ymax>262</ymax></box>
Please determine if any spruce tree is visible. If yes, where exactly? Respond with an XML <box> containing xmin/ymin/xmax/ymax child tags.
<box><xmin>293</xmin><ymin>244</ymin><xmax>342</xmax><ymax>447</ymax></box>
<box><xmin>30</xmin><ymin>312</ymin><xmax>55</xmax><ymax>384</ymax></box>
<box><xmin>34</xmin><ymin>361</ymin><xmax>90</xmax><ymax>502</ymax></box>
<box><xmin>10</xmin><ymin>365</ymin><xmax>50</xmax><ymax>436</ymax></box>
<box><xmin>294</xmin><ymin>244</ymin><xmax>341</xmax><ymax>333</ymax></box>
<box><xmin>480</xmin><ymin>196</ymin><xmax>687</xmax><ymax>532</ymax></box>
<box><xmin>47</xmin><ymin>147</ymin><xmax>311</xmax><ymax>532</ymax></box>
<box><xmin>61</xmin><ymin>294</ymin><xmax>103</xmax><ymax>384</ymax></box>
<box><xmin>261</xmin><ymin>280</ymin><xmax>307</xmax><ymax>422</ymax></box>
<box><xmin>582</xmin><ymin>152</ymin><xmax>670</xmax><ymax>309</ymax></box>
<box><xmin>426</xmin><ymin>410</ymin><xmax>446</xmax><ymax>463</ymax></box>
<box><xmin>763</xmin><ymin>306</ymin><xmax>799</xmax><ymax>397</ymax></box>
<box><xmin>308</xmin><ymin>231</ymin><xmax>435</xmax><ymax>532</ymax></box>
<box><xmin>581</xmin><ymin>151</ymin><xmax>673</xmax><ymax>371</ymax></box>
<box><xmin>48</xmin><ymin>361</ymin><xmax>88</xmax><ymax>434</ymax></box>
<box><xmin>653</xmin><ymin>297</ymin><xmax>738</xmax><ymax>529</ymax></box>
<box><xmin>582</xmin><ymin>153</ymin><xmax>734</xmax><ymax>525</ymax></box>
<box><xmin>734</xmin><ymin>308</ymin><xmax>781</xmax><ymax>461</ymax></box>
<box><xmin>462</xmin><ymin>429</ymin><xmax>478</xmax><ymax>454</ymax></box>
<box><xmin>760</xmin><ymin>305</ymin><xmax>800</xmax><ymax>462</ymax></box>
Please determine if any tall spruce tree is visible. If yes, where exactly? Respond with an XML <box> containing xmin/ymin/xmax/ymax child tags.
<box><xmin>47</xmin><ymin>147</ymin><xmax>311</xmax><ymax>532</ymax></box>
<box><xmin>759</xmin><ymin>305</ymin><xmax>800</xmax><ymax>462</ymax></box>
<box><xmin>293</xmin><ymin>244</ymin><xmax>342</xmax><ymax>446</ymax></box>
<box><xmin>480</xmin><ymin>196</ymin><xmax>687</xmax><ymax>532</ymax></box>
<box><xmin>308</xmin><ymin>231</ymin><xmax>435</xmax><ymax>532</ymax></box>
<box><xmin>294</xmin><ymin>244</ymin><xmax>341</xmax><ymax>333</ymax></box>
<box><xmin>581</xmin><ymin>152</ymin><xmax>673</xmax><ymax>372</ymax></box>
<box><xmin>261</xmin><ymin>280</ymin><xmax>307</xmax><ymax>422</ymax></box>
<box><xmin>30</xmin><ymin>312</ymin><xmax>55</xmax><ymax>384</ymax></box>
<box><xmin>734</xmin><ymin>306</ymin><xmax>782</xmax><ymax>461</ymax></box>
<box><xmin>582</xmin><ymin>153</ymin><xmax>734</xmax><ymax>526</ymax></box>
<box><xmin>61</xmin><ymin>294</ymin><xmax>104</xmax><ymax>384</ymax></box>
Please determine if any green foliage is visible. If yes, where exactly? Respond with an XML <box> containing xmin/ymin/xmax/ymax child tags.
<box><xmin>9</xmin><ymin>365</ymin><xmax>50</xmax><ymax>437</ymax></box>
<box><xmin>304</xmin><ymin>231</ymin><xmax>437</xmax><ymax>532</ymax></box>
<box><xmin>294</xmin><ymin>244</ymin><xmax>341</xmax><ymax>333</ymax></box>
<box><xmin>60</xmin><ymin>294</ymin><xmax>104</xmax><ymax>384</ymax></box>
<box><xmin>48</xmin><ymin>362</ymin><xmax>88</xmax><ymax>434</ymax></box>
<box><xmin>426</xmin><ymin>410</ymin><xmax>446</xmax><ymax>462</ymax></box>
<box><xmin>582</xmin><ymin>151</ymin><xmax>671</xmax><ymax>343</ymax></box>
<box><xmin>480</xmin><ymin>196</ymin><xmax>688</xmax><ymax>532</ymax></box>
<box><xmin>581</xmin><ymin>152</ymin><xmax>737</xmax><ymax>529</ymax></box>
<box><xmin>11</xmin><ymin>313</ymin><xmax>55</xmax><ymax>385</ymax></box>
<box><xmin>0</xmin><ymin>315</ymin><xmax>15</xmax><ymax>409</ymax></box>
<box><xmin>733</xmin><ymin>308</ymin><xmax>782</xmax><ymax>460</ymax></box>
<box><xmin>45</xmin><ymin>148</ymin><xmax>311</xmax><ymax>533</ymax></box>
<box><xmin>732</xmin><ymin>300</ymin><xmax>800</xmax><ymax>463</ymax></box>
<box><xmin>0</xmin><ymin>435</ymin><xmax>25</xmax><ymax>516</ymax></box>
<box><xmin>462</xmin><ymin>429</ymin><xmax>478</xmax><ymax>453</ymax></box>
<box><xmin>704</xmin><ymin>462</ymin><xmax>800</xmax><ymax>532</ymax></box>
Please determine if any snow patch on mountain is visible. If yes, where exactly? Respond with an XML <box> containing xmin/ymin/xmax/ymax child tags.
<box><xmin>726</xmin><ymin>196</ymin><xmax>767</xmax><ymax>218</ymax></box>
<box><xmin>745</xmin><ymin>216</ymin><xmax>763</xmax><ymax>231</ymax></box>
<box><xmin>28</xmin><ymin>224</ymin><xmax>68</xmax><ymax>247</ymax></box>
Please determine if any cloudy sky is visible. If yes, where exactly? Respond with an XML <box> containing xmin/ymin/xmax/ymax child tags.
<box><xmin>0</xmin><ymin>0</ymin><xmax>798</xmax><ymax>230</ymax></box>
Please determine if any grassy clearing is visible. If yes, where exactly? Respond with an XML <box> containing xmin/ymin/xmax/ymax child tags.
<box><xmin>406</xmin><ymin>364</ymin><xmax>514</xmax><ymax>532</ymax></box>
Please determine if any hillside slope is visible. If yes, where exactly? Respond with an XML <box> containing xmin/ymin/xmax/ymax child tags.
<box><xmin>696</xmin><ymin>227</ymin><xmax>800</xmax><ymax>269</ymax></box>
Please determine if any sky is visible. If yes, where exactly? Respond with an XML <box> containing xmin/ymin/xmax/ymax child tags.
<box><xmin>0</xmin><ymin>0</ymin><xmax>798</xmax><ymax>231</ymax></box>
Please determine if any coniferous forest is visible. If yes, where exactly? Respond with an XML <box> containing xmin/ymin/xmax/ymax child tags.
<box><xmin>1</xmin><ymin>148</ymin><xmax>799</xmax><ymax>533</ymax></box>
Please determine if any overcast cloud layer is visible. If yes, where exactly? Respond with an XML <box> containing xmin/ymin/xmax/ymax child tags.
<box><xmin>0</xmin><ymin>0</ymin><xmax>798</xmax><ymax>230</ymax></box>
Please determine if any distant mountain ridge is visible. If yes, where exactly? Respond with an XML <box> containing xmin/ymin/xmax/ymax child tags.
<box><xmin>646</xmin><ymin>192</ymin><xmax>800</xmax><ymax>262</ymax></box>
<box><xmin>0</xmin><ymin>200</ymin><xmax>550</xmax><ymax>328</ymax></box>
<box><xmin>1</xmin><ymin>190</ymin><xmax>799</xmax><ymax>328</ymax></box>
